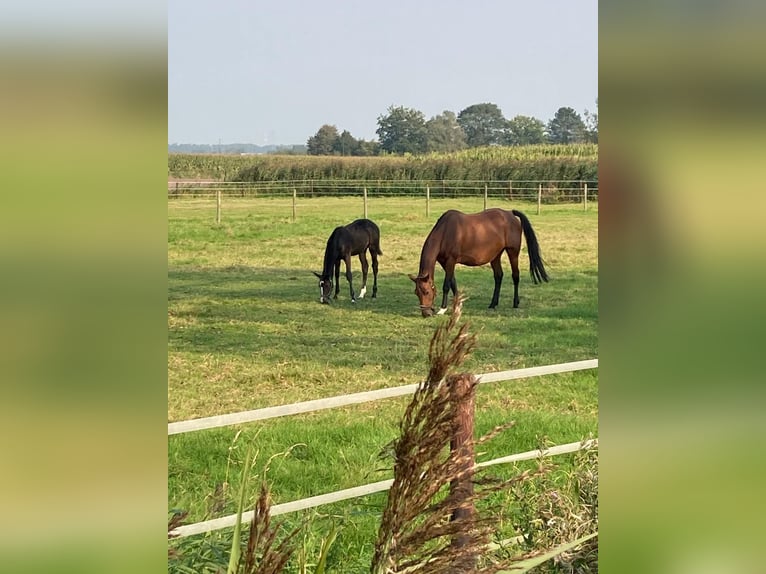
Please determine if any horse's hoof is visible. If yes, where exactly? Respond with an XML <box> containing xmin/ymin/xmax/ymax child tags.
<box><xmin>436</xmin><ymin>307</ymin><xmax>448</xmax><ymax>315</ymax></box>
<box><xmin>351</xmin><ymin>299</ymin><xmax>356</xmax><ymax>304</ymax></box>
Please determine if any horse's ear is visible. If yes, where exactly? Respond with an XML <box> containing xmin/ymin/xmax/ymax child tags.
<box><xmin>408</xmin><ymin>273</ymin><xmax>418</xmax><ymax>282</ymax></box>
<box><xmin>312</xmin><ymin>271</ymin><xmax>322</xmax><ymax>279</ymax></box>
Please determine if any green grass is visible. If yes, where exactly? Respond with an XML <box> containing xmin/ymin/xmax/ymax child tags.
<box><xmin>168</xmin><ymin>197</ymin><xmax>597</xmax><ymax>573</ymax></box>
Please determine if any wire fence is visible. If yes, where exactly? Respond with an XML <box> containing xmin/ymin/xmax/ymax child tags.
<box><xmin>168</xmin><ymin>179</ymin><xmax>598</xmax><ymax>222</ymax></box>
<box><xmin>168</xmin><ymin>178</ymin><xmax>597</xmax><ymax>202</ymax></box>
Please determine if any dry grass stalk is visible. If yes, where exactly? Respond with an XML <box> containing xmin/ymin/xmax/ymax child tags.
<box><xmin>371</xmin><ymin>293</ymin><xmax>549</xmax><ymax>574</ymax></box>
<box><xmin>167</xmin><ymin>510</ymin><xmax>188</xmax><ymax>559</ymax></box>
<box><xmin>239</xmin><ymin>481</ymin><xmax>302</xmax><ymax>574</ymax></box>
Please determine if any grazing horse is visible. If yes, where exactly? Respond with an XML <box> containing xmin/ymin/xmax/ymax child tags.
<box><xmin>313</xmin><ymin>219</ymin><xmax>382</xmax><ymax>304</ymax></box>
<box><xmin>408</xmin><ymin>208</ymin><xmax>548</xmax><ymax>317</ymax></box>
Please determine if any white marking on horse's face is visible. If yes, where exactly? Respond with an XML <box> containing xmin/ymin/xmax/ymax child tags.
<box><xmin>358</xmin><ymin>286</ymin><xmax>367</xmax><ymax>299</ymax></box>
<box><xmin>436</xmin><ymin>307</ymin><xmax>448</xmax><ymax>315</ymax></box>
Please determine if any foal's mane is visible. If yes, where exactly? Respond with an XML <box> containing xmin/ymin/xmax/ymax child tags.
<box><xmin>321</xmin><ymin>226</ymin><xmax>345</xmax><ymax>277</ymax></box>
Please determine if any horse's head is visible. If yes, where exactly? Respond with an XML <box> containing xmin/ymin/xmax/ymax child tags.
<box><xmin>408</xmin><ymin>273</ymin><xmax>436</xmax><ymax>317</ymax></box>
<box><xmin>312</xmin><ymin>272</ymin><xmax>333</xmax><ymax>304</ymax></box>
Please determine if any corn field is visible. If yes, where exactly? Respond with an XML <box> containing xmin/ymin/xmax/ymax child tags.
<box><xmin>168</xmin><ymin>144</ymin><xmax>598</xmax><ymax>186</ymax></box>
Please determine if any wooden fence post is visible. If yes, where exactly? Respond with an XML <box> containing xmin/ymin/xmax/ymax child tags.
<box><xmin>483</xmin><ymin>183</ymin><xmax>488</xmax><ymax>211</ymax></box>
<box><xmin>449</xmin><ymin>373</ymin><xmax>477</xmax><ymax>569</ymax></box>
<box><xmin>426</xmin><ymin>185</ymin><xmax>430</xmax><ymax>217</ymax></box>
<box><xmin>216</xmin><ymin>189</ymin><xmax>221</xmax><ymax>224</ymax></box>
<box><xmin>292</xmin><ymin>188</ymin><xmax>297</xmax><ymax>222</ymax></box>
<box><xmin>363</xmin><ymin>187</ymin><xmax>368</xmax><ymax>219</ymax></box>
<box><xmin>509</xmin><ymin>180</ymin><xmax>513</xmax><ymax>200</ymax></box>
<box><xmin>584</xmin><ymin>183</ymin><xmax>588</xmax><ymax>211</ymax></box>
<box><xmin>537</xmin><ymin>183</ymin><xmax>542</xmax><ymax>215</ymax></box>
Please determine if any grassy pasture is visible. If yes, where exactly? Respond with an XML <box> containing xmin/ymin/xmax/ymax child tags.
<box><xmin>168</xmin><ymin>196</ymin><xmax>598</xmax><ymax>572</ymax></box>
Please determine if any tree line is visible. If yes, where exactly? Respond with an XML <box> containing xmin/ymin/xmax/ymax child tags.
<box><xmin>307</xmin><ymin>101</ymin><xmax>597</xmax><ymax>156</ymax></box>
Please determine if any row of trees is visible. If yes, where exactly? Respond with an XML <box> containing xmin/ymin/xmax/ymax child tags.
<box><xmin>307</xmin><ymin>102</ymin><xmax>597</xmax><ymax>156</ymax></box>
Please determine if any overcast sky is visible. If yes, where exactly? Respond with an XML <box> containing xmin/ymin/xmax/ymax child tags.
<box><xmin>168</xmin><ymin>0</ymin><xmax>597</xmax><ymax>146</ymax></box>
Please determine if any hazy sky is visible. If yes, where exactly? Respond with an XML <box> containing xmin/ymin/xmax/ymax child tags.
<box><xmin>168</xmin><ymin>0</ymin><xmax>597</xmax><ymax>146</ymax></box>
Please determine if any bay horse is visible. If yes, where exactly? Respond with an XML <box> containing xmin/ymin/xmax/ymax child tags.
<box><xmin>408</xmin><ymin>208</ymin><xmax>548</xmax><ymax>317</ymax></box>
<box><xmin>313</xmin><ymin>219</ymin><xmax>382</xmax><ymax>304</ymax></box>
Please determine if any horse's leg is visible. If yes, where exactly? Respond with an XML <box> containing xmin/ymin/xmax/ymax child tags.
<box><xmin>371</xmin><ymin>250</ymin><xmax>379</xmax><ymax>298</ymax></box>
<box><xmin>345</xmin><ymin>254</ymin><xmax>356</xmax><ymax>302</ymax></box>
<box><xmin>507</xmin><ymin>248</ymin><xmax>520</xmax><ymax>308</ymax></box>
<box><xmin>333</xmin><ymin>260</ymin><xmax>341</xmax><ymax>299</ymax></box>
<box><xmin>489</xmin><ymin>256</ymin><xmax>504</xmax><ymax>309</ymax></box>
<box><xmin>437</xmin><ymin>261</ymin><xmax>456</xmax><ymax>315</ymax></box>
<box><xmin>358</xmin><ymin>252</ymin><xmax>369</xmax><ymax>299</ymax></box>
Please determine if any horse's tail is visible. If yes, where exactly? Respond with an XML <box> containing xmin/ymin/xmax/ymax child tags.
<box><xmin>511</xmin><ymin>209</ymin><xmax>548</xmax><ymax>284</ymax></box>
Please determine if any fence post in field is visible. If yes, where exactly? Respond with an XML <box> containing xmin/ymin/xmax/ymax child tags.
<box><xmin>449</xmin><ymin>373</ymin><xmax>477</xmax><ymax>568</ymax></box>
<box><xmin>537</xmin><ymin>183</ymin><xmax>542</xmax><ymax>215</ymax></box>
<box><xmin>509</xmin><ymin>180</ymin><xmax>513</xmax><ymax>200</ymax></box>
<box><xmin>216</xmin><ymin>189</ymin><xmax>222</xmax><ymax>224</ymax></box>
<box><xmin>426</xmin><ymin>185</ymin><xmax>430</xmax><ymax>217</ymax></box>
<box><xmin>484</xmin><ymin>183</ymin><xmax>488</xmax><ymax>211</ymax></box>
<box><xmin>363</xmin><ymin>187</ymin><xmax>368</xmax><ymax>219</ymax></box>
<box><xmin>584</xmin><ymin>183</ymin><xmax>588</xmax><ymax>211</ymax></box>
<box><xmin>292</xmin><ymin>188</ymin><xmax>297</xmax><ymax>222</ymax></box>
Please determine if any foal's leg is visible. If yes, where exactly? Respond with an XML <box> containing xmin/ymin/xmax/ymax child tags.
<box><xmin>371</xmin><ymin>250</ymin><xmax>379</xmax><ymax>298</ymax></box>
<box><xmin>357</xmin><ymin>251</ymin><xmax>369</xmax><ymax>299</ymax></box>
<box><xmin>489</xmin><ymin>256</ymin><xmax>504</xmax><ymax>309</ymax></box>
<box><xmin>344</xmin><ymin>254</ymin><xmax>356</xmax><ymax>302</ymax></box>
<box><xmin>437</xmin><ymin>261</ymin><xmax>456</xmax><ymax>315</ymax></box>
<box><xmin>506</xmin><ymin>248</ymin><xmax>520</xmax><ymax>308</ymax></box>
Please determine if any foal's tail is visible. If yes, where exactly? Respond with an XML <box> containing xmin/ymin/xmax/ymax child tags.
<box><xmin>368</xmin><ymin>222</ymin><xmax>383</xmax><ymax>256</ymax></box>
<box><xmin>512</xmin><ymin>209</ymin><xmax>549</xmax><ymax>284</ymax></box>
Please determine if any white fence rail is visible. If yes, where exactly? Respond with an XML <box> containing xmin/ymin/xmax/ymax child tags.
<box><xmin>169</xmin><ymin>359</ymin><xmax>598</xmax><ymax>538</ymax></box>
<box><xmin>170</xmin><ymin>438</ymin><xmax>598</xmax><ymax>538</ymax></box>
<box><xmin>168</xmin><ymin>359</ymin><xmax>598</xmax><ymax>435</ymax></box>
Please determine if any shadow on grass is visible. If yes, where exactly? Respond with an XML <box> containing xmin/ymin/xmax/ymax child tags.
<box><xmin>168</xmin><ymin>266</ymin><xmax>597</xmax><ymax>363</ymax></box>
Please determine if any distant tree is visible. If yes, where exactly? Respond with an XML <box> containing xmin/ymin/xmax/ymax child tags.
<box><xmin>376</xmin><ymin>105</ymin><xmax>428</xmax><ymax>154</ymax></box>
<box><xmin>356</xmin><ymin>139</ymin><xmax>381</xmax><ymax>156</ymax></box>
<box><xmin>583</xmin><ymin>99</ymin><xmax>598</xmax><ymax>143</ymax></box>
<box><xmin>425</xmin><ymin>111</ymin><xmax>467</xmax><ymax>153</ymax></box>
<box><xmin>456</xmin><ymin>103</ymin><xmax>507</xmax><ymax>147</ymax></box>
<box><xmin>504</xmin><ymin>115</ymin><xmax>546</xmax><ymax>145</ymax></box>
<box><xmin>307</xmin><ymin>124</ymin><xmax>340</xmax><ymax>155</ymax></box>
<box><xmin>332</xmin><ymin>130</ymin><xmax>361</xmax><ymax>156</ymax></box>
<box><xmin>546</xmin><ymin>107</ymin><xmax>587</xmax><ymax>144</ymax></box>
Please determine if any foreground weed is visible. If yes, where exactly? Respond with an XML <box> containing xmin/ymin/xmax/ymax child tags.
<box><xmin>372</xmin><ymin>295</ymin><xmax>557</xmax><ymax>574</ymax></box>
<box><xmin>501</xmin><ymin>438</ymin><xmax>598</xmax><ymax>573</ymax></box>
